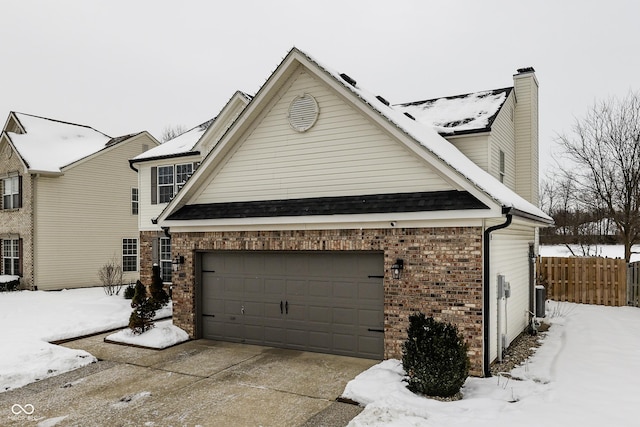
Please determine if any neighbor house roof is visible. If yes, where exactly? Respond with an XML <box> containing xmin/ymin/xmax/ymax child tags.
<box><xmin>132</xmin><ymin>91</ymin><xmax>253</xmax><ymax>163</ymax></box>
<box><xmin>132</xmin><ymin>121</ymin><xmax>209</xmax><ymax>161</ymax></box>
<box><xmin>395</xmin><ymin>88</ymin><xmax>512</xmax><ymax>136</ymax></box>
<box><xmin>3</xmin><ymin>112</ymin><xmax>114</xmax><ymax>173</ymax></box>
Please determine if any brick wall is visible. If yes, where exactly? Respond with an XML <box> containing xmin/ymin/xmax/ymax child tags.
<box><xmin>168</xmin><ymin>226</ymin><xmax>484</xmax><ymax>375</ymax></box>
<box><xmin>0</xmin><ymin>144</ymin><xmax>34</xmax><ymax>289</ymax></box>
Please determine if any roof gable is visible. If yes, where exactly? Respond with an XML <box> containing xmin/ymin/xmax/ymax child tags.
<box><xmin>158</xmin><ymin>48</ymin><xmax>551</xmax><ymax>225</ymax></box>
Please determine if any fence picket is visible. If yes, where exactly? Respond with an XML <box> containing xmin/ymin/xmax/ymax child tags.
<box><xmin>537</xmin><ymin>257</ymin><xmax>628</xmax><ymax>307</ymax></box>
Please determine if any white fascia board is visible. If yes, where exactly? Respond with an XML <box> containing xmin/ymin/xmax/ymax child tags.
<box><xmin>160</xmin><ymin>208</ymin><xmax>498</xmax><ymax>232</ymax></box>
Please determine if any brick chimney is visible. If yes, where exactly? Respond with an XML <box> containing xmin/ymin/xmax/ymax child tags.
<box><xmin>513</xmin><ymin>67</ymin><xmax>539</xmax><ymax>206</ymax></box>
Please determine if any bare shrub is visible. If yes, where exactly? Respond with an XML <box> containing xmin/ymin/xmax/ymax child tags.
<box><xmin>99</xmin><ymin>255</ymin><xmax>124</xmax><ymax>296</ymax></box>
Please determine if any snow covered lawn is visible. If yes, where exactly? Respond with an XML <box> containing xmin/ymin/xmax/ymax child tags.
<box><xmin>0</xmin><ymin>287</ymin><xmax>175</xmax><ymax>393</ymax></box>
<box><xmin>344</xmin><ymin>302</ymin><xmax>640</xmax><ymax>426</ymax></box>
<box><xmin>540</xmin><ymin>243</ymin><xmax>640</xmax><ymax>262</ymax></box>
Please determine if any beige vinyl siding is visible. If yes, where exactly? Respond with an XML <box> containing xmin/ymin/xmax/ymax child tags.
<box><xmin>195</xmin><ymin>70</ymin><xmax>454</xmax><ymax>204</ymax></box>
<box><xmin>444</xmin><ymin>134</ymin><xmax>490</xmax><ymax>172</ymax></box>
<box><xmin>487</xmin><ymin>221</ymin><xmax>536</xmax><ymax>362</ymax></box>
<box><xmin>488</xmin><ymin>93</ymin><xmax>516</xmax><ymax>191</ymax></box>
<box><xmin>33</xmin><ymin>136</ymin><xmax>152</xmax><ymax>290</ymax></box>
<box><xmin>514</xmin><ymin>75</ymin><xmax>539</xmax><ymax>205</ymax></box>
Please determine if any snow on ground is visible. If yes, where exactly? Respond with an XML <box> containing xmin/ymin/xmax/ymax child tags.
<box><xmin>344</xmin><ymin>301</ymin><xmax>640</xmax><ymax>426</ymax></box>
<box><xmin>540</xmin><ymin>243</ymin><xmax>640</xmax><ymax>262</ymax></box>
<box><xmin>0</xmin><ymin>287</ymin><xmax>177</xmax><ymax>393</ymax></box>
<box><xmin>106</xmin><ymin>319</ymin><xmax>188</xmax><ymax>349</ymax></box>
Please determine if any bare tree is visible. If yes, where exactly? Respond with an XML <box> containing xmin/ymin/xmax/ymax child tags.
<box><xmin>556</xmin><ymin>91</ymin><xmax>640</xmax><ymax>262</ymax></box>
<box><xmin>160</xmin><ymin>124</ymin><xmax>187</xmax><ymax>142</ymax></box>
<box><xmin>99</xmin><ymin>255</ymin><xmax>124</xmax><ymax>296</ymax></box>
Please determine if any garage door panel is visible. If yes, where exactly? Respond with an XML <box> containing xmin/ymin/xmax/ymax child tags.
<box><xmin>309</xmin><ymin>280</ymin><xmax>331</xmax><ymax>297</ymax></box>
<box><xmin>201</xmin><ymin>251</ymin><xmax>383</xmax><ymax>359</ymax></box>
<box><xmin>359</xmin><ymin>281</ymin><xmax>383</xmax><ymax>301</ymax></box>
<box><xmin>333</xmin><ymin>281</ymin><xmax>357</xmax><ymax>299</ymax></box>
<box><xmin>308</xmin><ymin>305</ymin><xmax>330</xmax><ymax>323</ymax></box>
<box><xmin>286</xmin><ymin>279</ymin><xmax>306</xmax><ymax>297</ymax></box>
<box><xmin>333</xmin><ymin>307</ymin><xmax>356</xmax><ymax>325</ymax></box>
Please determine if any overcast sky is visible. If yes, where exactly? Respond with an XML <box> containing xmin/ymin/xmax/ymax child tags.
<box><xmin>1</xmin><ymin>0</ymin><xmax>638</xmax><ymax>176</ymax></box>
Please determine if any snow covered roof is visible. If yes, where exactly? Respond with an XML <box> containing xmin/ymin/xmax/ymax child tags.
<box><xmin>295</xmin><ymin>50</ymin><xmax>551</xmax><ymax>222</ymax></box>
<box><xmin>395</xmin><ymin>88</ymin><xmax>511</xmax><ymax>135</ymax></box>
<box><xmin>3</xmin><ymin>113</ymin><xmax>114</xmax><ymax>173</ymax></box>
<box><xmin>132</xmin><ymin>121</ymin><xmax>210</xmax><ymax>161</ymax></box>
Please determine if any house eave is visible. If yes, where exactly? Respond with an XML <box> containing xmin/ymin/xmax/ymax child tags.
<box><xmin>160</xmin><ymin>209</ymin><xmax>496</xmax><ymax>232</ymax></box>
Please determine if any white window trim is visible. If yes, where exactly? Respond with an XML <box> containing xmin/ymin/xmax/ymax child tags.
<box><xmin>122</xmin><ymin>238</ymin><xmax>138</xmax><ymax>272</ymax></box>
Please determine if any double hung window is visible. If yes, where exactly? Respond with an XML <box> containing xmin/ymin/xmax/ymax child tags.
<box><xmin>2</xmin><ymin>176</ymin><xmax>20</xmax><ymax>209</ymax></box>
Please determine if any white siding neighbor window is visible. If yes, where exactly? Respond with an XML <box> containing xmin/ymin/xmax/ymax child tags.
<box><xmin>158</xmin><ymin>166</ymin><xmax>174</xmax><ymax>203</ymax></box>
<box><xmin>122</xmin><ymin>238</ymin><xmax>138</xmax><ymax>272</ymax></box>
<box><xmin>175</xmin><ymin>163</ymin><xmax>193</xmax><ymax>192</ymax></box>
<box><xmin>499</xmin><ymin>150</ymin><xmax>506</xmax><ymax>183</ymax></box>
<box><xmin>131</xmin><ymin>188</ymin><xmax>139</xmax><ymax>215</ymax></box>
<box><xmin>160</xmin><ymin>237</ymin><xmax>172</xmax><ymax>282</ymax></box>
<box><xmin>2</xmin><ymin>238</ymin><xmax>20</xmax><ymax>275</ymax></box>
<box><xmin>2</xmin><ymin>176</ymin><xmax>20</xmax><ymax>209</ymax></box>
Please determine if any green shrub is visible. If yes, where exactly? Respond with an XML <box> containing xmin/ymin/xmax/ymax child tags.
<box><xmin>128</xmin><ymin>280</ymin><xmax>156</xmax><ymax>335</ymax></box>
<box><xmin>402</xmin><ymin>313</ymin><xmax>470</xmax><ymax>398</ymax></box>
<box><xmin>149</xmin><ymin>264</ymin><xmax>169</xmax><ymax>308</ymax></box>
<box><xmin>123</xmin><ymin>283</ymin><xmax>135</xmax><ymax>300</ymax></box>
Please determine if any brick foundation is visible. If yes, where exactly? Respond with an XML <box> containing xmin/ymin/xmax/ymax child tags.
<box><xmin>167</xmin><ymin>227</ymin><xmax>484</xmax><ymax>375</ymax></box>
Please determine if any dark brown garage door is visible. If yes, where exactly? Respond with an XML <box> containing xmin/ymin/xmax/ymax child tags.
<box><xmin>200</xmin><ymin>251</ymin><xmax>384</xmax><ymax>359</ymax></box>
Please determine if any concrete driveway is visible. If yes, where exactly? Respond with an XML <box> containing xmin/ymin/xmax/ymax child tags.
<box><xmin>0</xmin><ymin>334</ymin><xmax>377</xmax><ymax>426</ymax></box>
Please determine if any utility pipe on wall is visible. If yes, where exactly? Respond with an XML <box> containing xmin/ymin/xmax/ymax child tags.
<box><xmin>482</xmin><ymin>212</ymin><xmax>512</xmax><ymax>377</ymax></box>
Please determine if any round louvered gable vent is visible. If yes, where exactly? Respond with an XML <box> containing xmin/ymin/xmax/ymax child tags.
<box><xmin>288</xmin><ymin>94</ymin><xmax>319</xmax><ymax>132</ymax></box>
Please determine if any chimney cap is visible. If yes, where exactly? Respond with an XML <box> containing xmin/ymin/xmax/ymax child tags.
<box><xmin>517</xmin><ymin>67</ymin><xmax>535</xmax><ymax>74</ymax></box>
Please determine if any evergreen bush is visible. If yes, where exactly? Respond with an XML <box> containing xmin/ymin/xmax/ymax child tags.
<box><xmin>149</xmin><ymin>264</ymin><xmax>170</xmax><ymax>308</ymax></box>
<box><xmin>128</xmin><ymin>280</ymin><xmax>156</xmax><ymax>335</ymax></box>
<box><xmin>402</xmin><ymin>313</ymin><xmax>470</xmax><ymax>398</ymax></box>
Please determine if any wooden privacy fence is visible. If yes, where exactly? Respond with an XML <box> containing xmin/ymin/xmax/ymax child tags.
<box><xmin>629</xmin><ymin>261</ymin><xmax>640</xmax><ymax>307</ymax></box>
<box><xmin>537</xmin><ymin>257</ymin><xmax>627</xmax><ymax>306</ymax></box>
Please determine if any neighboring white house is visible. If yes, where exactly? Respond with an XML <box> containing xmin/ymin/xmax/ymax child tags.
<box><xmin>142</xmin><ymin>48</ymin><xmax>550</xmax><ymax>376</ymax></box>
<box><xmin>0</xmin><ymin>112</ymin><xmax>159</xmax><ymax>290</ymax></box>
<box><xmin>129</xmin><ymin>91</ymin><xmax>250</xmax><ymax>284</ymax></box>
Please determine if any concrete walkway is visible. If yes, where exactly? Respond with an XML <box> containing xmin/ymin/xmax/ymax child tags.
<box><xmin>0</xmin><ymin>334</ymin><xmax>376</xmax><ymax>426</ymax></box>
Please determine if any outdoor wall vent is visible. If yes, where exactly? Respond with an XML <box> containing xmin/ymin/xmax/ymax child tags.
<box><xmin>288</xmin><ymin>94</ymin><xmax>319</xmax><ymax>132</ymax></box>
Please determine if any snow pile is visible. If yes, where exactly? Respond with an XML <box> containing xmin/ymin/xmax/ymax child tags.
<box><xmin>0</xmin><ymin>287</ymin><xmax>176</xmax><ymax>393</ymax></box>
<box><xmin>106</xmin><ymin>319</ymin><xmax>188</xmax><ymax>349</ymax></box>
<box><xmin>344</xmin><ymin>302</ymin><xmax>640</xmax><ymax>426</ymax></box>
<box><xmin>0</xmin><ymin>275</ymin><xmax>19</xmax><ymax>284</ymax></box>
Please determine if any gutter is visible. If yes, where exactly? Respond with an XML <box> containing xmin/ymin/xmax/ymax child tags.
<box><xmin>482</xmin><ymin>211</ymin><xmax>513</xmax><ymax>377</ymax></box>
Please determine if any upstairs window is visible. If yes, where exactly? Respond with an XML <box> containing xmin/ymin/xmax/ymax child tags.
<box><xmin>175</xmin><ymin>163</ymin><xmax>193</xmax><ymax>192</ymax></box>
<box><xmin>152</xmin><ymin>163</ymin><xmax>196</xmax><ymax>205</ymax></box>
<box><xmin>2</xmin><ymin>176</ymin><xmax>21</xmax><ymax>210</ymax></box>
<box><xmin>158</xmin><ymin>166</ymin><xmax>174</xmax><ymax>203</ymax></box>
<box><xmin>499</xmin><ymin>150</ymin><xmax>506</xmax><ymax>183</ymax></box>
<box><xmin>131</xmin><ymin>188</ymin><xmax>139</xmax><ymax>215</ymax></box>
